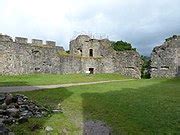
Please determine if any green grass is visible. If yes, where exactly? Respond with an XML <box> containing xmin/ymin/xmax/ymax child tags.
<box><xmin>0</xmin><ymin>73</ymin><xmax>127</xmax><ymax>86</ymax></box>
<box><xmin>9</xmin><ymin>78</ymin><xmax>180</xmax><ymax>134</ymax></box>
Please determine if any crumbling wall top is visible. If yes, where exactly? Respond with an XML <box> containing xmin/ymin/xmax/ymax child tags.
<box><xmin>0</xmin><ymin>34</ymin><xmax>13</xmax><ymax>42</ymax></box>
<box><xmin>46</xmin><ymin>41</ymin><xmax>56</xmax><ymax>46</ymax></box>
<box><xmin>165</xmin><ymin>35</ymin><xmax>180</xmax><ymax>42</ymax></box>
<box><xmin>32</xmin><ymin>39</ymin><xmax>43</xmax><ymax>45</ymax></box>
<box><xmin>15</xmin><ymin>37</ymin><xmax>28</xmax><ymax>44</ymax></box>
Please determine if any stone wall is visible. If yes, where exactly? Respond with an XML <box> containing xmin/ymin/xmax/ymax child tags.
<box><xmin>70</xmin><ymin>35</ymin><xmax>142</xmax><ymax>78</ymax></box>
<box><xmin>150</xmin><ymin>35</ymin><xmax>180</xmax><ymax>78</ymax></box>
<box><xmin>0</xmin><ymin>34</ymin><xmax>142</xmax><ymax>78</ymax></box>
<box><xmin>0</xmin><ymin>34</ymin><xmax>64</xmax><ymax>75</ymax></box>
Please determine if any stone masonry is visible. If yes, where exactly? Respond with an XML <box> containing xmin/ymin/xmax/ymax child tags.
<box><xmin>0</xmin><ymin>34</ymin><xmax>142</xmax><ymax>78</ymax></box>
<box><xmin>151</xmin><ymin>35</ymin><xmax>180</xmax><ymax>78</ymax></box>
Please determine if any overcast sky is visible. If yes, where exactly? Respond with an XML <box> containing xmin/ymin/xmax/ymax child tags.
<box><xmin>0</xmin><ymin>0</ymin><xmax>180</xmax><ymax>55</ymax></box>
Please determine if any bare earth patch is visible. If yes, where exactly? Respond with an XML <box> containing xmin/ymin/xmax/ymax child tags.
<box><xmin>83</xmin><ymin>120</ymin><xmax>111</xmax><ymax>135</ymax></box>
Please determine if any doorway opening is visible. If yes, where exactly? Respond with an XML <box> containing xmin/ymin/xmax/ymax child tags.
<box><xmin>178</xmin><ymin>57</ymin><xmax>180</xmax><ymax>76</ymax></box>
<box><xmin>89</xmin><ymin>68</ymin><xmax>94</xmax><ymax>74</ymax></box>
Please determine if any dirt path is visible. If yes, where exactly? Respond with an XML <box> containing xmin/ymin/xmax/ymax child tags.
<box><xmin>0</xmin><ymin>79</ymin><xmax>134</xmax><ymax>93</ymax></box>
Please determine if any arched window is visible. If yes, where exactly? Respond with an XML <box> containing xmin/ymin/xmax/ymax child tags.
<box><xmin>89</xmin><ymin>49</ymin><xmax>93</xmax><ymax>57</ymax></box>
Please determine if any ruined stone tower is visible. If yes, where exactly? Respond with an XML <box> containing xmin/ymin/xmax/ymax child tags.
<box><xmin>151</xmin><ymin>35</ymin><xmax>180</xmax><ymax>78</ymax></box>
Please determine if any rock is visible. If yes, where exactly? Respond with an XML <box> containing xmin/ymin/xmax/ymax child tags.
<box><xmin>20</xmin><ymin>105</ymin><xmax>29</xmax><ymax>112</ymax></box>
<box><xmin>52</xmin><ymin>109</ymin><xmax>63</xmax><ymax>113</ymax></box>
<box><xmin>0</xmin><ymin>118</ymin><xmax>4</xmax><ymax>123</ymax></box>
<box><xmin>62</xmin><ymin>128</ymin><xmax>68</xmax><ymax>134</ymax></box>
<box><xmin>18</xmin><ymin>116</ymin><xmax>28</xmax><ymax>124</ymax></box>
<box><xmin>6</xmin><ymin>108</ymin><xmax>19</xmax><ymax>118</ymax></box>
<box><xmin>0</xmin><ymin>110</ymin><xmax>8</xmax><ymax>116</ymax></box>
<box><xmin>12</xmin><ymin>96</ymin><xmax>18</xmax><ymax>103</ymax></box>
<box><xmin>0</xmin><ymin>103</ymin><xmax>7</xmax><ymax>110</ymax></box>
<box><xmin>0</xmin><ymin>94</ymin><xmax>5</xmax><ymax>104</ymax></box>
<box><xmin>0</xmin><ymin>92</ymin><xmax>50</xmax><ymax>132</ymax></box>
<box><xmin>0</xmin><ymin>123</ymin><xmax>9</xmax><ymax>135</ymax></box>
<box><xmin>5</xmin><ymin>94</ymin><xmax>13</xmax><ymax>105</ymax></box>
<box><xmin>1</xmin><ymin>103</ymin><xmax>7</xmax><ymax>110</ymax></box>
<box><xmin>2</xmin><ymin>117</ymin><xmax>15</xmax><ymax>125</ymax></box>
<box><xmin>45</xmin><ymin>126</ymin><xmax>53</xmax><ymax>132</ymax></box>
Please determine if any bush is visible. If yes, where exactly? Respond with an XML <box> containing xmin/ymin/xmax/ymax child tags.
<box><xmin>141</xmin><ymin>55</ymin><xmax>151</xmax><ymax>79</ymax></box>
<box><xmin>111</xmin><ymin>41</ymin><xmax>136</xmax><ymax>51</ymax></box>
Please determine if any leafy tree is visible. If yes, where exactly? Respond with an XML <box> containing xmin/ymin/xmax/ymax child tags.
<box><xmin>111</xmin><ymin>41</ymin><xmax>136</xmax><ymax>51</ymax></box>
<box><xmin>141</xmin><ymin>55</ymin><xmax>151</xmax><ymax>79</ymax></box>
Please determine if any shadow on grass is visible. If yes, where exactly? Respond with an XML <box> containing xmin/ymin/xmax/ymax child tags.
<box><xmin>9</xmin><ymin>87</ymin><xmax>73</xmax><ymax>134</ymax></box>
<box><xmin>81</xmin><ymin>78</ymin><xmax>180</xmax><ymax>134</ymax></box>
<box><xmin>0</xmin><ymin>81</ymin><xmax>29</xmax><ymax>87</ymax></box>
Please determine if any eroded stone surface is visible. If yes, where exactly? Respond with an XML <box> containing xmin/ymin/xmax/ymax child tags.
<box><xmin>151</xmin><ymin>35</ymin><xmax>180</xmax><ymax>78</ymax></box>
<box><xmin>0</xmin><ymin>34</ymin><xmax>142</xmax><ymax>78</ymax></box>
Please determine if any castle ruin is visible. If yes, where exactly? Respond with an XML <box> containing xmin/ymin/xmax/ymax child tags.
<box><xmin>151</xmin><ymin>35</ymin><xmax>180</xmax><ymax>78</ymax></box>
<box><xmin>0</xmin><ymin>34</ymin><xmax>142</xmax><ymax>78</ymax></box>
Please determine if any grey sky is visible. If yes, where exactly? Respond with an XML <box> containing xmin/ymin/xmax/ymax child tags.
<box><xmin>0</xmin><ymin>0</ymin><xmax>180</xmax><ymax>55</ymax></box>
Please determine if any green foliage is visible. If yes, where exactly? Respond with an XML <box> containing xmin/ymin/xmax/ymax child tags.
<box><xmin>141</xmin><ymin>55</ymin><xmax>151</xmax><ymax>78</ymax></box>
<box><xmin>111</xmin><ymin>41</ymin><xmax>136</xmax><ymax>51</ymax></box>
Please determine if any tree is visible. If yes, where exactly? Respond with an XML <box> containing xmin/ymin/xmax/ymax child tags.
<box><xmin>111</xmin><ymin>41</ymin><xmax>136</xmax><ymax>51</ymax></box>
<box><xmin>141</xmin><ymin>55</ymin><xmax>151</xmax><ymax>79</ymax></box>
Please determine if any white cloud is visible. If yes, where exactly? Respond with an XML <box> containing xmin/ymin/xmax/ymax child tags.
<box><xmin>0</xmin><ymin>0</ymin><xmax>180</xmax><ymax>55</ymax></box>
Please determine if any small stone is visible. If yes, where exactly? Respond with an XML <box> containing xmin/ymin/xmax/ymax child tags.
<box><xmin>62</xmin><ymin>128</ymin><xmax>68</xmax><ymax>134</ymax></box>
<box><xmin>12</xmin><ymin>96</ymin><xmax>18</xmax><ymax>103</ymax></box>
<box><xmin>45</xmin><ymin>126</ymin><xmax>53</xmax><ymax>132</ymax></box>
<box><xmin>0</xmin><ymin>94</ymin><xmax>5</xmax><ymax>103</ymax></box>
<box><xmin>1</xmin><ymin>103</ymin><xmax>7</xmax><ymax>110</ymax></box>
<box><xmin>6</xmin><ymin>108</ymin><xmax>19</xmax><ymax>118</ymax></box>
<box><xmin>5</xmin><ymin>93</ymin><xmax>13</xmax><ymax>105</ymax></box>
<box><xmin>2</xmin><ymin>117</ymin><xmax>14</xmax><ymax>125</ymax></box>
<box><xmin>18</xmin><ymin>116</ymin><xmax>28</xmax><ymax>124</ymax></box>
<box><xmin>0</xmin><ymin>123</ymin><xmax>10</xmax><ymax>135</ymax></box>
<box><xmin>52</xmin><ymin>109</ymin><xmax>63</xmax><ymax>113</ymax></box>
<box><xmin>0</xmin><ymin>118</ymin><xmax>4</xmax><ymax>123</ymax></box>
<box><xmin>0</xmin><ymin>109</ymin><xmax>8</xmax><ymax>116</ymax></box>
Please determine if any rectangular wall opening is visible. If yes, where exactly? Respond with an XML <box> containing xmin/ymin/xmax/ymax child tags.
<box><xmin>89</xmin><ymin>49</ymin><xmax>93</xmax><ymax>57</ymax></box>
<box><xmin>89</xmin><ymin>68</ymin><xmax>94</xmax><ymax>74</ymax></box>
<box><xmin>178</xmin><ymin>57</ymin><xmax>180</xmax><ymax>76</ymax></box>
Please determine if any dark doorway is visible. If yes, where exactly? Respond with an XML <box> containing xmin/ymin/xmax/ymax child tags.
<box><xmin>89</xmin><ymin>49</ymin><xmax>93</xmax><ymax>57</ymax></box>
<box><xmin>178</xmin><ymin>66</ymin><xmax>180</xmax><ymax>76</ymax></box>
<box><xmin>178</xmin><ymin>57</ymin><xmax>180</xmax><ymax>76</ymax></box>
<box><xmin>89</xmin><ymin>68</ymin><xmax>94</xmax><ymax>74</ymax></box>
<box><xmin>80</xmin><ymin>50</ymin><xmax>82</xmax><ymax>56</ymax></box>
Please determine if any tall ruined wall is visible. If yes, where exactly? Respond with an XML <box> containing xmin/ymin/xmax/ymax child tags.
<box><xmin>70</xmin><ymin>35</ymin><xmax>142</xmax><ymax>78</ymax></box>
<box><xmin>151</xmin><ymin>35</ymin><xmax>180</xmax><ymax>78</ymax></box>
<box><xmin>0</xmin><ymin>34</ymin><xmax>142</xmax><ymax>78</ymax></box>
<box><xmin>0</xmin><ymin>34</ymin><xmax>64</xmax><ymax>75</ymax></box>
<box><xmin>114</xmin><ymin>51</ymin><xmax>142</xmax><ymax>78</ymax></box>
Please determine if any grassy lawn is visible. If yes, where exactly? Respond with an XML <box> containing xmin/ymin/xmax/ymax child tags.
<box><xmin>8</xmin><ymin>78</ymin><xmax>180</xmax><ymax>134</ymax></box>
<box><xmin>0</xmin><ymin>73</ymin><xmax>127</xmax><ymax>86</ymax></box>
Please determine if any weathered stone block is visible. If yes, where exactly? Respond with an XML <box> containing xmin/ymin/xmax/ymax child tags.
<box><xmin>15</xmin><ymin>37</ymin><xmax>28</xmax><ymax>44</ymax></box>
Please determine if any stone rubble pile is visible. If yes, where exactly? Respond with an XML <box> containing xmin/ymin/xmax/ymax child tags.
<box><xmin>0</xmin><ymin>93</ymin><xmax>50</xmax><ymax>134</ymax></box>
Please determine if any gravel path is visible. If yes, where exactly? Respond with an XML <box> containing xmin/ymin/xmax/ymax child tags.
<box><xmin>0</xmin><ymin>79</ymin><xmax>134</xmax><ymax>93</ymax></box>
